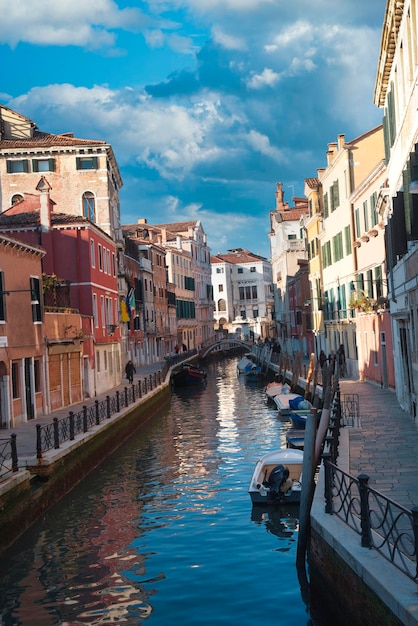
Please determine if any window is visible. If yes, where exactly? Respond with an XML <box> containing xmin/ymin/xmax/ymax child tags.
<box><xmin>30</xmin><ymin>277</ymin><xmax>42</xmax><ymax>322</ymax></box>
<box><xmin>82</xmin><ymin>191</ymin><xmax>96</xmax><ymax>222</ymax></box>
<box><xmin>112</xmin><ymin>253</ymin><xmax>116</xmax><ymax>276</ymax></box>
<box><xmin>98</xmin><ymin>244</ymin><xmax>103</xmax><ymax>271</ymax></box>
<box><xmin>237</xmin><ymin>268</ymin><xmax>243</xmax><ymax>274</ymax></box>
<box><xmin>322</xmin><ymin>241</ymin><xmax>332</xmax><ymax>268</ymax></box>
<box><xmin>32</xmin><ymin>158</ymin><xmax>55</xmax><ymax>172</ymax></box>
<box><xmin>6</xmin><ymin>159</ymin><xmax>29</xmax><ymax>173</ymax></box>
<box><xmin>216</xmin><ymin>267</ymin><xmax>224</xmax><ymax>274</ymax></box>
<box><xmin>0</xmin><ymin>271</ymin><xmax>6</xmax><ymax>321</ymax></box>
<box><xmin>332</xmin><ymin>232</ymin><xmax>343</xmax><ymax>262</ymax></box>
<box><xmin>101</xmin><ymin>296</ymin><xmax>105</xmax><ymax>327</ymax></box>
<box><xmin>240</xmin><ymin>310</ymin><xmax>245</xmax><ymax>318</ymax></box>
<box><xmin>370</xmin><ymin>192</ymin><xmax>378</xmax><ymax>227</ymax></box>
<box><xmin>90</xmin><ymin>240</ymin><xmax>95</xmax><ymax>268</ymax></box>
<box><xmin>76</xmin><ymin>156</ymin><xmax>98</xmax><ymax>170</ymax></box>
<box><xmin>218</xmin><ymin>299</ymin><xmax>226</xmax><ymax>311</ymax></box>
<box><xmin>330</xmin><ymin>180</ymin><xmax>340</xmax><ymax>212</ymax></box>
<box><xmin>355</xmin><ymin>208</ymin><xmax>361</xmax><ymax>238</ymax></box>
<box><xmin>250</xmin><ymin>266</ymin><xmax>256</xmax><ymax>272</ymax></box>
<box><xmin>11</xmin><ymin>194</ymin><xmax>23</xmax><ymax>206</ymax></box>
<box><xmin>93</xmin><ymin>294</ymin><xmax>98</xmax><ymax>327</ymax></box>
<box><xmin>363</xmin><ymin>200</ymin><xmax>369</xmax><ymax>232</ymax></box>
<box><xmin>323</xmin><ymin>192</ymin><xmax>329</xmax><ymax>219</ymax></box>
<box><xmin>344</xmin><ymin>225</ymin><xmax>351</xmax><ymax>256</ymax></box>
<box><xmin>34</xmin><ymin>359</ymin><xmax>41</xmax><ymax>393</ymax></box>
<box><xmin>96</xmin><ymin>350</ymin><xmax>101</xmax><ymax>373</ymax></box>
<box><xmin>253</xmin><ymin>309</ymin><xmax>258</xmax><ymax>318</ymax></box>
<box><xmin>12</xmin><ymin>362</ymin><xmax>20</xmax><ymax>398</ymax></box>
<box><xmin>219</xmin><ymin>284</ymin><xmax>224</xmax><ymax>292</ymax></box>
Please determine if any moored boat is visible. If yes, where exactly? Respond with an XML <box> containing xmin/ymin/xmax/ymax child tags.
<box><xmin>289</xmin><ymin>408</ymin><xmax>320</xmax><ymax>430</ymax></box>
<box><xmin>172</xmin><ymin>364</ymin><xmax>207</xmax><ymax>387</ymax></box>
<box><xmin>273</xmin><ymin>392</ymin><xmax>310</xmax><ymax>417</ymax></box>
<box><xmin>237</xmin><ymin>355</ymin><xmax>254</xmax><ymax>374</ymax></box>
<box><xmin>248</xmin><ymin>448</ymin><xmax>303</xmax><ymax>505</ymax></box>
<box><xmin>264</xmin><ymin>381</ymin><xmax>287</xmax><ymax>403</ymax></box>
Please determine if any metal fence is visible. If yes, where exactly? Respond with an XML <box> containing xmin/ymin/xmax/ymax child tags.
<box><xmin>35</xmin><ymin>371</ymin><xmax>162</xmax><ymax>458</ymax></box>
<box><xmin>0</xmin><ymin>435</ymin><xmax>18</xmax><ymax>479</ymax></box>
<box><xmin>322</xmin><ymin>393</ymin><xmax>418</xmax><ymax>582</ymax></box>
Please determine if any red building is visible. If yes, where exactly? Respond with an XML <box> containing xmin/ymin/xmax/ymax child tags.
<box><xmin>0</xmin><ymin>178</ymin><xmax>121</xmax><ymax>403</ymax></box>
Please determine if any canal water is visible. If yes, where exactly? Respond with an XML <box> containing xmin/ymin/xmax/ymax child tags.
<box><xmin>0</xmin><ymin>358</ymin><xmax>312</xmax><ymax>625</ymax></box>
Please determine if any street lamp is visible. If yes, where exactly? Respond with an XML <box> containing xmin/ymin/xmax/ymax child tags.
<box><xmin>0</xmin><ymin>289</ymin><xmax>40</xmax><ymax>305</ymax></box>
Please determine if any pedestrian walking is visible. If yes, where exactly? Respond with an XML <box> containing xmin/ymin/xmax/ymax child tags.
<box><xmin>125</xmin><ymin>360</ymin><xmax>136</xmax><ymax>384</ymax></box>
<box><xmin>337</xmin><ymin>344</ymin><xmax>346</xmax><ymax>377</ymax></box>
<box><xmin>319</xmin><ymin>350</ymin><xmax>327</xmax><ymax>369</ymax></box>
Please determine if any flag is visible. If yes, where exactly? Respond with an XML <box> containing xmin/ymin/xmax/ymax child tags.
<box><xmin>120</xmin><ymin>298</ymin><xmax>130</xmax><ymax>323</ymax></box>
<box><xmin>128</xmin><ymin>288</ymin><xmax>136</xmax><ymax>315</ymax></box>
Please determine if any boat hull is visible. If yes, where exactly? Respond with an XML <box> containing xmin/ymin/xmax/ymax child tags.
<box><xmin>172</xmin><ymin>365</ymin><xmax>207</xmax><ymax>387</ymax></box>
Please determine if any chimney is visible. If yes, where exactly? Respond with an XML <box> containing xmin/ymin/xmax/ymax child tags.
<box><xmin>36</xmin><ymin>176</ymin><xmax>52</xmax><ymax>231</ymax></box>
<box><xmin>337</xmin><ymin>134</ymin><xmax>345</xmax><ymax>150</ymax></box>
<box><xmin>138</xmin><ymin>218</ymin><xmax>147</xmax><ymax>225</ymax></box>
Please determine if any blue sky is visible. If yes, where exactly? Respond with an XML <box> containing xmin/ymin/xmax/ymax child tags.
<box><xmin>0</xmin><ymin>0</ymin><xmax>384</xmax><ymax>258</ymax></box>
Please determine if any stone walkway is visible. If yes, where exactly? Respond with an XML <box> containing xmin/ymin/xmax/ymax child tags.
<box><xmin>340</xmin><ymin>378</ymin><xmax>418</xmax><ymax>511</ymax></box>
<box><xmin>0</xmin><ymin>361</ymin><xmax>168</xmax><ymax>461</ymax></box>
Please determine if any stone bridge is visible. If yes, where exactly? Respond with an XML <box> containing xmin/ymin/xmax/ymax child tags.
<box><xmin>198</xmin><ymin>339</ymin><xmax>253</xmax><ymax>359</ymax></box>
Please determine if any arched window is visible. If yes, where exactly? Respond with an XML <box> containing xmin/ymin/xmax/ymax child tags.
<box><xmin>82</xmin><ymin>191</ymin><xmax>96</xmax><ymax>222</ymax></box>
<box><xmin>11</xmin><ymin>194</ymin><xmax>23</xmax><ymax>206</ymax></box>
<box><xmin>218</xmin><ymin>298</ymin><xmax>226</xmax><ymax>312</ymax></box>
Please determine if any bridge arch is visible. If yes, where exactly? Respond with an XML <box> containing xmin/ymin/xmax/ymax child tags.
<box><xmin>198</xmin><ymin>339</ymin><xmax>253</xmax><ymax>359</ymax></box>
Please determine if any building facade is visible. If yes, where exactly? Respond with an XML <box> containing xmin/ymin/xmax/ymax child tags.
<box><xmin>374</xmin><ymin>0</ymin><xmax>418</xmax><ymax>416</ymax></box>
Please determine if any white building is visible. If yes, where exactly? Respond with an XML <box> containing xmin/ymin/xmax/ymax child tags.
<box><xmin>211</xmin><ymin>249</ymin><xmax>274</xmax><ymax>341</ymax></box>
<box><xmin>374</xmin><ymin>0</ymin><xmax>418</xmax><ymax>417</ymax></box>
<box><xmin>269</xmin><ymin>183</ymin><xmax>309</xmax><ymax>353</ymax></box>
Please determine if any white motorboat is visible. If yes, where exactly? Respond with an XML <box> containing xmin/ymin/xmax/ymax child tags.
<box><xmin>248</xmin><ymin>448</ymin><xmax>303</xmax><ymax>505</ymax></box>
<box><xmin>264</xmin><ymin>381</ymin><xmax>288</xmax><ymax>402</ymax></box>
<box><xmin>237</xmin><ymin>355</ymin><xmax>254</xmax><ymax>374</ymax></box>
<box><xmin>273</xmin><ymin>392</ymin><xmax>311</xmax><ymax>416</ymax></box>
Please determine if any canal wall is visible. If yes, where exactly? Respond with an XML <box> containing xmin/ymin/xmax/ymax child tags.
<box><xmin>0</xmin><ymin>382</ymin><xmax>171</xmax><ymax>556</ymax></box>
<box><xmin>309</xmin><ymin>430</ymin><xmax>418</xmax><ymax>626</ymax></box>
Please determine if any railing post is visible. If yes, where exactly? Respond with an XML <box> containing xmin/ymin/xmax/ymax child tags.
<box><xmin>95</xmin><ymin>400</ymin><xmax>100</xmax><ymax>425</ymax></box>
<box><xmin>116</xmin><ymin>390</ymin><xmax>120</xmax><ymax>413</ymax></box>
<box><xmin>138</xmin><ymin>380</ymin><xmax>142</xmax><ymax>398</ymax></box>
<box><xmin>36</xmin><ymin>424</ymin><xmax>42</xmax><ymax>459</ymax></box>
<box><xmin>83</xmin><ymin>405</ymin><xmax>88</xmax><ymax>432</ymax></box>
<box><xmin>106</xmin><ymin>395</ymin><xmax>111</xmax><ymax>419</ymax></box>
<box><xmin>132</xmin><ymin>384</ymin><xmax>135</xmax><ymax>403</ymax></box>
<box><xmin>149</xmin><ymin>375</ymin><xmax>153</xmax><ymax>391</ymax></box>
<box><xmin>124</xmin><ymin>386</ymin><xmax>128</xmax><ymax>406</ymax></box>
<box><xmin>358</xmin><ymin>474</ymin><xmax>371</xmax><ymax>548</ymax></box>
<box><xmin>411</xmin><ymin>507</ymin><xmax>418</xmax><ymax>580</ymax></box>
<box><xmin>69</xmin><ymin>411</ymin><xmax>75</xmax><ymax>440</ymax></box>
<box><xmin>53</xmin><ymin>417</ymin><xmax>60</xmax><ymax>449</ymax></box>
<box><xmin>11</xmin><ymin>433</ymin><xmax>18</xmax><ymax>472</ymax></box>
<box><xmin>322</xmin><ymin>452</ymin><xmax>333</xmax><ymax>514</ymax></box>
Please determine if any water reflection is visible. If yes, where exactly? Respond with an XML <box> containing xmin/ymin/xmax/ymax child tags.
<box><xmin>0</xmin><ymin>358</ymin><xmax>310</xmax><ymax>626</ymax></box>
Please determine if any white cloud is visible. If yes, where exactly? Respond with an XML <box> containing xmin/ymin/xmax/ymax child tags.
<box><xmin>212</xmin><ymin>26</ymin><xmax>247</xmax><ymax>51</ymax></box>
<box><xmin>0</xmin><ymin>0</ymin><xmax>153</xmax><ymax>48</ymax></box>
<box><xmin>247</xmin><ymin>68</ymin><xmax>281</xmax><ymax>90</ymax></box>
<box><xmin>9</xmin><ymin>84</ymin><xmax>239</xmax><ymax>179</ymax></box>
<box><xmin>246</xmin><ymin>130</ymin><xmax>285</xmax><ymax>163</ymax></box>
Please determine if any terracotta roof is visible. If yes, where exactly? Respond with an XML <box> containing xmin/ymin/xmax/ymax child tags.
<box><xmin>0</xmin><ymin>209</ymin><xmax>91</xmax><ymax>228</ymax></box>
<box><xmin>279</xmin><ymin>207</ymin><xmax>307</xmax><ymax>221</ymax></box>
<box><xmin>216</xmin><ymin>248</ymin><xmax>267</xmax><ymax>264</ymax></box>
<box><xmin>0</xmin><ymin>130</ymin><xmax>107</xmax><ymax>149</ymax></box>
<box><xmin>304</xmin><ymin>177</ymin><xmax>319</xmax><ymax>189</ymax></box>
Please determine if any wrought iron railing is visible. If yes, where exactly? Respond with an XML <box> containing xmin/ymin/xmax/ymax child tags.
<box><xmin>322</xmin><ymin>391</ymin><xmax>418</xmax><ymax>582</ymax></box>
<box><xmin>35</xmin><ymin>372</ymin><xmax>163</xmax><ymax>458</ymax></box>
<box><xmin>323</xmin><ymin>458</ymin><xmax>418</xmax><ymax>581</ymax></box>
<box><xmin>0</xmin><ymin>435</ymin><xmax>18</xmax><ymax>479</ymax></box>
